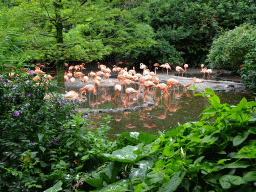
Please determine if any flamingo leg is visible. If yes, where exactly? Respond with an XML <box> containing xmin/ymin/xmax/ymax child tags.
<box><xmin>136</xmin><ymin>83</ymin><xmax>142</xmax><ymax>98</ymax></box>
<box><xmin>123</xmin><ymin>94</ymin><xmax>129</xmax><ymax>106</ymax></box>
<box><xmin>143</xmin><ymin>87</ymin><xmax>148</xmax><ymax>101</ymax></box>
<box><xmin>164</xmin><ymin>88</ymin><xmax>170</xmax><ymax>99</ymax></box>
<box><xmin>112</xmin><ymin>91</ymin><xmax>119</xmax><ymax>101</ymax></box>
<box><xmin>167</xmin><ymin>68</ymin><xmax>168</xmax><ymax>76</ymax></box>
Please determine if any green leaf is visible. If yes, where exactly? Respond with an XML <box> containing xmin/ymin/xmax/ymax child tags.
<box><xmin>201</xmin><ymin>135</ymin><xmax>218</xmax><ymax>143</ymax></box>
<box><xmin>66</xmin><ymin>140</ymin><xmax>74</xmax><ymax>146</ymax></box>
<box><xmin>93</xmin><ymin>179</ymin><xmax>130</xmax><ymax>192</ymax></box>
<box><xmin>243</xmin><ymin>171</ymin><xmax>256</xmax><ymax>183</ymax></box>
<box><xmin>181</xmin><ymin>179</ymin><xmax>190</xmax><ymax>192</ymax></box>
<box><xmin>103</xmin><ymin>143</ymin><xmax>156</xmax><ymax>163</ymax></box>
<box><xmin>38</xmin><ymin>133</ymin><xmax>44</xmax><ymax>141</ymax></box>
<box><xmin>129</xmin><ymin>159</ymin><xmax>154</xmax><ymax>181</ymax></box>
<box><xmin>225</xmin><ymin>161</ymin><xmax>251</xmax><ymax>168</ymax></box>
<box><xmin>236</xmin><ymin>97</ymin><xmax>247</xmax><ymax>111</ymax></box>
<box><xmin>39</xmin><ymin>146</ymin><xmax>46</xmax><ymax>153</ymax></box>
<box><xmin>233</xmin><ymin>131</ymin><xmax>250</xmax><ymax>146</ymax></box>
<box><xmin>147</xmin><ymin>170</ymin><xmax>165</xmax><ymax>184</ymax></box>
<box><xmin>158</xmin><ymin>171</ymin><xmax>186</xmax><ymax>192</ymax></box>
<box><xmin>103</xmin><ymin>145</ymin><xmax>142</xmax><ymax>163</ymax></box>
<box><xmin>219</xmin><ymin>175</ymin><xmax>245</xmax><ymax>189</ymax></box>
<box><xmin>208</xmin><ymin>95</ymin><xmax>220</xmax><ymax>109</ymax></box>
<box><xmin>81</xmin><ymin>155</ymin><xmax>89</xmax><ymax>161</ymax></box>
<box><xmin>44</xmin><ymin>181</ymin><xmax>62</xmax><ymax>192</ymax></box>
<box><xmin>204</xmin><ymin>88</ymin><xmax>215</xmax><ymax>96</ymax></box>
<box><xmin>138</xmin><ymin>132</ymin><xmax>158</xmax><ymax>145</ymax></box>
<box><xmin>163</xmin><ymin>145</ymin><xmax>174</xmax><ymax>157</ymax></box>
<box><xmin>218</xmin><ymin>159</ymin><xmax>229</xmax><ymax>165</ymax></box>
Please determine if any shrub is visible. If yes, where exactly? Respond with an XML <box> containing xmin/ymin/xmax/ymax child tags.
<box><xmin>206</xmin><ymin>23</ymin><xmax>256</xmax><ymax>71</ymax></box>
<box><xmin>239</xmin><ymin>44</ymin><xmax>256</xmax><ymax>95</ymax></box>
<box><xmin>0</xmin><ymin>68</ymin><xmax>115</xmax><ymax>191</ymax></box>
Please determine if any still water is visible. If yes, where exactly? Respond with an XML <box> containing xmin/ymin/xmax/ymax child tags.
<box><xmin>68</xmin><ymin>83</ymin><xmax>253</xmax><ymax>137</ymax></box>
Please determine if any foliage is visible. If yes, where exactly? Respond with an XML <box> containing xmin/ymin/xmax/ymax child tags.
<box><xmin>79</xmin><ymin>88</ymin><xmax>256</xmax><ymax>191</ymax></box>
<box><xmin>0</xmin><ymin>68</ymin><xmax>116</xmax><ymax>191</ymax></box>
<box><xmin>239</xmin><ymin>40</ymin><xmax>256</xmax><ymax>95</ymax></box>
<box><xmin>206</xmin><ymin>23</ymin><xmax>256</xmax><ymax>70</ymax></box>
<box><xmin>0</xmin><ymin>0</ymin><xmax>155</xmax><ymax>63</ymax></box>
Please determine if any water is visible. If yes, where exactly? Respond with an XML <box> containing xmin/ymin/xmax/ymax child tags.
<box><xmin>69</xmin><ymin>83</ymin><xmax>253</xmax><ymax>137</ymax></box>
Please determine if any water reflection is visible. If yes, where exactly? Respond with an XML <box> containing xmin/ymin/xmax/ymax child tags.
<box><xmin>68</xmin><ymin>83</ymin><xmax>252</xmax><ymax>136</ymax></box>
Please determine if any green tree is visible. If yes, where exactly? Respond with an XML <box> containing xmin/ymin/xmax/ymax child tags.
<box><xmin>1</xmin><ymin>0</ymin><xmax>155</xmax><ymax>90</ymax></box>
<box><xmin>144</xmin><ymin>0</ymin><xmax>220</xmax><ymax>66</ymax></box>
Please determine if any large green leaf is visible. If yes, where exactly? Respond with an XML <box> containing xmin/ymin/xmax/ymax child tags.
<box><xmin>158</xmin><ymin>171</ymin><xmax>186</xmax><ymax>192</ymax></box>
<box><xmin>129</xmin><ymin>159</ymin><xmax>154</xmax><ymax>181</ymax></box>
<box><xmin>225</xmin><ymin>161</ymin><xmax>251</xmax><ymax>169</ymax></box>
<box><xmin>103</xmin><ymin>143</ymin><xmax>157</xmax><ymax>163</ymax></box>
<box><xmin>103</xmin><ymin>144</ymin><xmax>143</xmax><ymax>163</ymax></box>
<box><xmin>208</xmin><ymin>95</ymin><xmax>220</xmax><ymax>109</ymax></box>
<box><xmin>93</xmin><ymin>179</ymin><xmax>130</xmax><ymax>192</ymax></box>
<box><xmin>84</xmin><ymin>162</ymin><xmax>122</xmax><ymax>188</ymax></box>
<box><xmin>243</xmin><ymin>171</ymin><xmax>256</xmax><ymax>183</ymax></box>
<box><xmin>219</xmin><ymin>175</ymin><xmax>245</xmax><ymax>189</ymax></box>
<box><xmin>44</xmin><ymin>181</ymin><xmax>62</xmax><ymax>192</ymax></box>
<box><xmin>236</xmin><ymin>97</ymin><xmax>247</xmax><ymax>111</ymax></box>
<box><xmin>204</xmin><ymin>88</ymin><xmax>215</xmax><ymax>96</ymax></box>
<box><xmin>117</xmin><ymin>132</ymin><xmax>158</xmax><ymax>147</ymax></box>
<box><xmin>201</xmin><ymin>135</ymin><xmax>218</xmax><ymax>143</ymax></box>
<box><xmin>233</xmin><ymin>131</ymin><xmax>250</xmax><ymax>146</ymax></box>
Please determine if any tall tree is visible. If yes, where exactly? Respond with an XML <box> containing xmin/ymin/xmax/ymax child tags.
<box><xmin>1</xmin><ymin>0</ymin><xmax>155</xmax><ymax>90</ymax></box>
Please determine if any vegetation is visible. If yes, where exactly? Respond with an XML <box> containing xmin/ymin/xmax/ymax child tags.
<box><xmin>1</xmin><ymin>0</ymin><xmax>256</xmax><ymax>191</ymax></box>
<box><xmin>0</xmin><ymin>69</ymin><xmax>116</xmax><ymax>191</ymax></box>
<box><xmin>78</xmin><ymin>88</ymin><xmax>256</xmax><ymax>191</ymax></box>
<box><xmin>1</xmin><ymin>67</ymin><xmax>256</xmax><ymax>191</ymax></box>
<box><xmin>206</xmin><ymin>23</ymin><xmax>256</xmax><ymax>94</ymax></box>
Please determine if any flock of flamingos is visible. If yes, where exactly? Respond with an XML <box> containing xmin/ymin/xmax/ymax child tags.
<box><xmin>60</xmin><ymin>62</ymin><xmax>212</xmax><ymax>107</ymax></box>
<box><xmin>31</xmin><ymin>62</ymin><xmax>213</xmax><ymax>107</ymax></box>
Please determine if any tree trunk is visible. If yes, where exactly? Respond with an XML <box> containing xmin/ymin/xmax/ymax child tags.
<box><xmin>55</xmin><ymin>0</ymin><xmax>65</xmax><ymax>92</ymax></box>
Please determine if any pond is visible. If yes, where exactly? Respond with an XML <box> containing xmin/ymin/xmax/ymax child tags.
<box><xmin>66</xmin><ymin>78</ymin><xmax>253</xmax><ymax>138</ymax></box>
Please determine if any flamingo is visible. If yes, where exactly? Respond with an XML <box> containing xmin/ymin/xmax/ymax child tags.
<box><xmin>64</xmin><ymin>75</ymin><xmax>69</xmax><ymax>82</ymax></box>
<box><xmin>193</xmin><ymin>77</ymin><xmax>204</xmax><ymax>83</ymax></box>
<box><xmin>74</xmin><ymin>72</ymin><xmax>84</xmax><ymax>78</ymax></box>
<box><xmin>140</xmin><ymin>63</ymin><xmax>147</xmax><ymax>70</ymax></box>
<box><xmin>123</xmin><ymin>88</ymin><xmax>138</xmax><ymax>107</ymax></box>
<box><xmin>182</xmin><ymin>64</ymin><xmax>188</xmax><ymax>77</ymax></box>
<box><xmin>104</xmin><ymin>73</ymin><xmax>111</xmax><ymax>86</ymax></box>
<box><xmin>200</xmin><ymin>67</ymin><xmax>207</xmax><ymax>79</ymax></box>
<box><xmin>112</xmin><ymin>82</ymin><xmax>122</xmax><ymax>101</ymax></box>
<box><xmin>70</xmin><ymin>77</ymin><xmax>75</xmax><ymax>84</ymax></box>
<box><xmin>206</xmin><ymin>69</ymin><xmax>213</xmax><ymax>79</ymax></box>
<box><xmin>167</xmin><ymin>78</ymin><xmax>181</xmax><ymax>89</ymax></box>
<box><xmin>88</xmin><ymin>71</ymin><xmax>97</xmax><ymax>78</ymax></box>
<box><xmin>160</xmin><ymin>63</ymin><xmax>171</xmax><ymax>75</ymax></box>
<box><xmin>64</xmin><ymin>91</ymin><xmax>80</xmax><ymax>101</ymax></box>
<box><xmin>67</xmin><ymin>71</ymin><xmax>72</xmax><ymax>78</ymax></box>
<box><xmin>175</xmin><ymin>66</ymin><xmax>184</xmax><ymax>76</ymax></box>
<box><xmin>143</xmin><ymin>80</ymin><xmax>156</xmax><ymax>101</ymax></box>
<box><xmin>80</xmin><ymin>76</ymin><xmax>89</xmax><ymax>84</ymax></box>
<box><xmin>156</xmin><ymin>83</ymin><xmax>170</xmax><ymax>99</ymax></box>
<box><xmin>154</xmin><ymin>63</ymin><xmax>159</xmax><ymax>74</ymax></box>
<box><xmin>80</xmin><ymin>84</ymin><xmax>97</xmax><ymax>100</ymax></box>
<box><xmin>136</xmin><ymin>75</ymin><xmax>153</xmax><ymax>98</ymax></box>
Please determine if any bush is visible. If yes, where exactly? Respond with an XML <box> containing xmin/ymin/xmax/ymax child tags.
<box><xmin>206</xmin><ymin>23</ymin><xmax>256</xmax><ymax>71</ymax></box>
<box><xmin>0</xmin><ymin>69</ymin><xmax>115</xmax><ymax>191</ymax></box>
<box><xmin>239</xmin><ymin>44</ymin><xmax>256</xmax><ymax>95</ymax></box>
